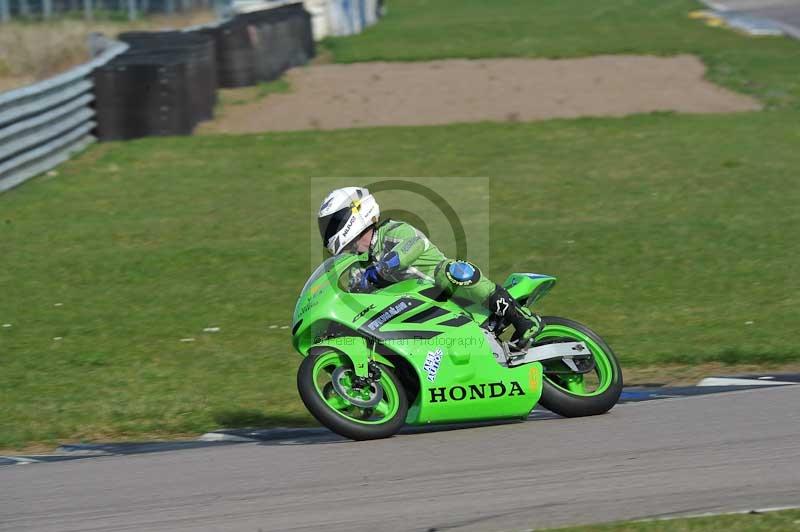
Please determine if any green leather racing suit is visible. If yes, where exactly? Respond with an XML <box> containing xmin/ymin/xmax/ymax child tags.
<box><xmin>365</xmin><ymin>219</ymin><xmax>495</xmax><ymax>303</ymax></box>
<box><xmin>358</xmin><ymin>220</ymin><xmax>539</xmax><ymax>347</ymax></box>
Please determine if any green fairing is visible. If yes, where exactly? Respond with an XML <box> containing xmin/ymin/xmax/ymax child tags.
<box><xmin>503</xmin><ymin>273</ymin><xmax>557</xmax><ymax>306</ymax></box>
<box><xmin>292</xmin><ymin>254</ymin><xmax>549</xmax><ymax>425</ymax></box>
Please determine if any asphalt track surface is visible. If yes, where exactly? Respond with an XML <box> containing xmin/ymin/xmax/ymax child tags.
<box><xmin>3</xmin><ymin>385</ymin><xmax>800</xmax><ymax>532</ymax></box>
<box><xmin>704</xmin><ymin>0</ymin><xmax>800</xmax><ymax>37</ymax></box>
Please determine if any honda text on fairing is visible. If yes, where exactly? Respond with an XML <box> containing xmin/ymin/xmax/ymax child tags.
<box><xmin>291</xmin><ymin>254</ymin><xmax>623</xmax><ymax>440</ymax></box>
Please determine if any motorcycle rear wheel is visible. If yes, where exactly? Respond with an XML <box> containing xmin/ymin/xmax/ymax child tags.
<box><xmin>297</xmin><ymin>350</ymin><xmax>408</xmax><ymax>440</ymax></box>
<box><xmin>536</xmin><ymin>316</ymin><xmax>623</xmax><ymax>417</ymax></box>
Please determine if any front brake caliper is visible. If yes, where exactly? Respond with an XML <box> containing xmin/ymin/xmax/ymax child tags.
<box><xmin>367</xmin><ymin>361</ymin><xmax>382</xmax><ymax>381</ymax></box>
<box><xmin>352</xmin><ymin>361</ymin><xmax>383</xmax><ymax>389</ymax></box>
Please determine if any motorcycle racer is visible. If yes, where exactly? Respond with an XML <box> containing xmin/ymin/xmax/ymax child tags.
<box><xmin>317</xmin><ymin>186</ymin><xmax>541</xmax><ymax>350</ymax></box>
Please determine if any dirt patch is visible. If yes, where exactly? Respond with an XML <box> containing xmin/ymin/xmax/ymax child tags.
<box><xmin>198</xmin><ymin>55</ymin><xmax>761</xmax><ymax>134</ymax></box>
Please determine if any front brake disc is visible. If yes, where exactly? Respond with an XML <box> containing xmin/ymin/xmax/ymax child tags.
<box><xmin>331</xmin><ymin>367</ymin><xmax>383</xmax><ymax>408</ymax></box>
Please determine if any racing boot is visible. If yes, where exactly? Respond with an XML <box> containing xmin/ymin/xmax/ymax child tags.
<box><xmin>485</xmin><ymin>286</ymin><xmax>542</xmax><ymax>351</ymax></box>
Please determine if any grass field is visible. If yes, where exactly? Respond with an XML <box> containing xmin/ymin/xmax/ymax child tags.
<box><xmin>546</xmin><ymin>508</ymin><xmax>800</xmax><ymax>531</ymax></box>
<box><xmin>2</xmin><ymin>112</ymin><xmax>799</xmax><ymax>449</ymax></box>
<box><xmin>2</xmin><ymin>0</ymin><xmax>799</xmax><ymax>450</ymax></box>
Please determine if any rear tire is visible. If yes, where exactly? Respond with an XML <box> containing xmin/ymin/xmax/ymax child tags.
<box><xmin>297</xmin><ymin>351</ymin><xmax>408</xmax><ymax>440</ymax></box>
<box><xmin>537</xmin><ymin>316</ymin><xmax>623</xmax><ymax>417</ymax></box>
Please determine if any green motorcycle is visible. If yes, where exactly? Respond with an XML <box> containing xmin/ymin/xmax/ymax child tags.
<box><xmin>292</xmin><ymin>253</ymin><xmax>623</xmax><ymax>440</ymax></box>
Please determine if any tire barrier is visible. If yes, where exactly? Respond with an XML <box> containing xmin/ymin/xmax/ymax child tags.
<box><xmin>93</xmin><ymin>32</ymin><xmax>217</xmax><ymax>140</ymax></box>
<box><xmin>92</xmin><ymin>3</ymin><xmax>314</xmax><ymax>140</ymax></box>
<box><xmin>120</xmin><ymin>31</ymin><xmax>218</xmax><ymax>121</ymax></box>
<box><xmin>199</xmin><ymin>3</ymin><xmax>315</xmax><ymax>88</ymax></box>
<box><xmin>93</xmin><ymin>61</ymin><xmax>194</xmax><ymax>141</ymax></box>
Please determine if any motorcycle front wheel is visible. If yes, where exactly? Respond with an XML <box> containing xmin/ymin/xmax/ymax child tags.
<box><xmin>535</xmin><ymin>316</ymin><xmax>623</xmax><ymax>417</ymax></box>
<box><xmin>297</xmin><ymin>350</ymin><xmax>408</xmax><ymax>440</ymax></box>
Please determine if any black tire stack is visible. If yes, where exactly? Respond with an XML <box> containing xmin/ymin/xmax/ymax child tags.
<box><xmin>199</xmin><ymin>3</ymin><xmax>315</xmax><ymax>88</ymax></box>
<box><xmin>93</xmin><ymin>32</ymin><xmax>217</xmax><ymax>141</ymax></box>
<box><xmin>91</xmin><ymin>2</ymin><xmax>315</xmax><ymax>140</ymax></box>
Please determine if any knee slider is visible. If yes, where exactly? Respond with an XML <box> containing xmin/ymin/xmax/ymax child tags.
<box><xmin>445</xmin><ymin>260</ymin><xmax>481</xmax><ymax>287</ymax></box>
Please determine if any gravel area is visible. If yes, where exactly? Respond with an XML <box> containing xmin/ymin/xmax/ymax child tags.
<box><xmin>199</xmin><ymin>54</ymin><xmax>761</xmax><ymax>134</ymax></box>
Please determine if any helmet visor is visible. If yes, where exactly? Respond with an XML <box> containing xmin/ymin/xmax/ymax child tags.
<box><xmin>318</xmin><ymin>206</ymin><xmax>352</xmax><ymax>252</ymax></box>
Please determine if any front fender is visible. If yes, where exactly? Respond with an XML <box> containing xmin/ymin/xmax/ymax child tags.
<box><xmin>306</xmin><ymin>337</ymin><xmax>395</xmax><ymax>378</ymax></box>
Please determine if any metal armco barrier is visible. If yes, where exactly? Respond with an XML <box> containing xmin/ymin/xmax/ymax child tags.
<box><xmin>0</xmin><ymin>38</ymin><xmax>128</xmax><ymax>193</ymax></box>
<box><xmin>0</xmin><ymin>1</ymin><xmax>375</xmax><ymax>192</ymax></box>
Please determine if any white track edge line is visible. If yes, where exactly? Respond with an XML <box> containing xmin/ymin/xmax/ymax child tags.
<box><xmin>197</xmin><ymin>433</ymin><xmax>260</xmax><ymax>443</ymax></box>
<box><xmin>0</xmin><ymin>456</ymin><xmax>41</xmax><ymax>464</ymax></box>
<box><xmin>697</xmin><ymin>377</ymin><xmax>798</xmax><ymax>386</ymax></box>
<box><xmin>636</xmin><ymin>504</ymin><xmax>800</xmax><ymax>522</ymax></box>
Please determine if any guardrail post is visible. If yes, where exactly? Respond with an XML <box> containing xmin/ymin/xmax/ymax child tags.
<box><xmin>0</xmin><ymin>0</ymin><xmax>10</xmax><ymax>23</ymax></box>
<box><xmin>127</xmin><ymin>0</ymin><xmax>136</xmax><ymax>20</ymax></box>
<box><xmin>42</xmin><ymin>0</ymin><xmax>53</xmax><ymax>19</ymax></box>
<box><xmin>83</xmin><ymin>0</ymin><xmax>93</xmax><ymax>20</ymax></box>
<box><xmin>20</xmin><ymin>0</ymin><xmax>30</xmax><ymax>17</ymax></box>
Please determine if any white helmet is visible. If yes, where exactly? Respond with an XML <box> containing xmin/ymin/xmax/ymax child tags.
<box><xmin>318</xmin><ymin>187</ymin><xmax>380</xmax><ymax>255</ymax></box>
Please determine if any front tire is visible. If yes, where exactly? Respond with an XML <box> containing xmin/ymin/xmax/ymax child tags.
<box><xmin>536</xmin><ymin>316</ymin><xmax>623</xmax><ymax>417</ymax></box>
<box><xmin>297</xmin><ymin>350</ymin><xmax>408</xmax><ymax>440</ymax></box>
